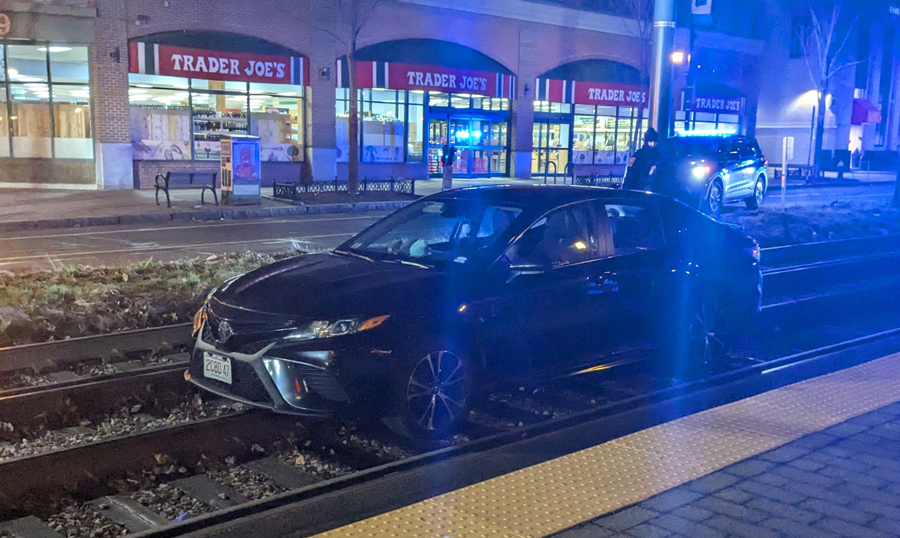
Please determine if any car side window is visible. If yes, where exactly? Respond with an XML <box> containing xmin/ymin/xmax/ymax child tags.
<box><xmin>506</xmin><ymin>203</ymin><xmax>596</xmax><ymax>268</ymax></box>
<box><xmin>605</xmin><ymin>204</ymin><xmax>666</xmax><ymax>254</ymax></box>
<box><xmin>738</xmin><ymin>140</ymin><xmax>755</xmax><ymax>159</ymax></box>
<box><xmin>721</xmin><ymin>141</ymin><xmax>741</xmax><ymax>161</ymax></box>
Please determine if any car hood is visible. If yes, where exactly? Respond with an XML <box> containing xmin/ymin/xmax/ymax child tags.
<box><xmin>210</xmin><ymin>252</ymin><xmax>448</xmax><ymax>320</ymax></box>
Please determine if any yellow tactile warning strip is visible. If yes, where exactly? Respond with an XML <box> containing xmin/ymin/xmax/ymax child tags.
<box><xmin>314</xmin><ymin>352</ymin><xmax>900</xmax><ymax>538</ymax></box>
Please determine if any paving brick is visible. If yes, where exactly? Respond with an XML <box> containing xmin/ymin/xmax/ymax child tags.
<box><xmin>848</xmin><ymin>499</ymin><xmax>900</xmax><ymax>519</ymax></box>
<box><xmin>649</xmin><ymin>514</ymin><xmax>724</xmax><ymax>538</ymax></box>
<box><xmin>838</xmin><ymin>438</ymin><xmax>900</xmax><ymax>462</ymax></box>
<box><xmin>843</xmin><ymin>483</ymin><xmax>900</xmax><ymax>506</ymax></box>
<box><xmin>784</xmin><ymin>481</ymin><xmax>854</xmax><ymax>505</ymax></box>
<box><xmin>806</xmin><ymin>452</ymin><xmax>871</xmax><ymax>473</ymax></box>
<box><xmin>625</xmin><ymin>523</ymin><xmax>675</xmax><ymax>538</ymax></box>
<box><xmin>684</xmin><ymin>472</ymin><xmax>741</xmax><ymax>494</ymax></box>
<box><xmin>758</xmin><ymin>445</ymin><xmax>810</xmax><ymax>463</ymax></box>
<box><xmin>704</xmin><ymin>515</ymin><xmax>780</xmax><ymax>538</ymax></box>
<box><xmin>752</xmin><ymin>471</ymin><xmax>789</xmax><ymax>487</ymax></box>
<box><xmin>799</xmin><ymin>498</ymin><xmax>877</xmax><ymax>525</ymax></box>
<box><xmin>722</xmin><ymin>459</ymin><xmax>775</xmax><ymax>478</ymax></box>
<box><xmin>853</xmin><ymin>452</ymin><xmax>900</xmax><ymax>473</ymax></box>
<box><xmin>788</xmin><ymin>432</ymin><xmax>840</xmax><ymax>451</ymax></box>
<box><xmin>594</xmin><ymin>507</ymin><xmax>660</xmax><ymax>532</ymax></box>
<box><xmin>813</xmin><ymin>517</ymin><xmax>894</xmax><ymax>538</ymax></box>
<box><xmin>824</xmin><ymin>422</ymin><xmax>870</xmax><ymax>438</ymax></box>
<box><xmin>712</xmin><ymin>487</ymin><xmax>754</xmax><ymax>504</ymax></box>
<box><xmin>552</xmin><ymin>523</ymin><xmax>615</xmax><ymax>538</ymax></box>
<box><xmin>669</xmin><ymin>505</ymin><xmax>714</xmax><ymax>522</ymax></box>
<box><xmin>693</xmin><ymin>497</ymin><xmax>768</xmax><ymax>523</ymax></box>
<box><xmin>788</xmin><ymin>458</ymin><xmax>826</xmax><ymax>472</ymax></box>
<box><xmin>747</xmin><ymin>497</ymin><xmax>821</xmax><ymax>523</ymax></box>
<box><xmin>771</xmin><ymin>465</ymin><xmax>841</xmax><ymax>487</ymax></box>
<box><xmin>847</xmin><ymin>412</ymin><xmax>894</xmax><ymax>427</ymax></box>
<box><xmin>763</xmin><ymin>517</ymin><xmax>842</xmax><ymax>538</ymax></box>
<box><xmin>641</xmin><ymin>488</ymin><xmax>702</xmax><ymax>513</ymax></box>
<box><xmin>735</xmin><ymin>480</ymin><xmax>807</xmax><ymax>504</ymax></box>
<box><xmin>870</xmin><ymin>517</ymin><xmax>900</xmax><ymax>534</ymax></box>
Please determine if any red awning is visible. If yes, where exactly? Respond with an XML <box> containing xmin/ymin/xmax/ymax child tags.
<box><xmin>852</xmin><ymin>99</ymin><xmax>882</xmax><ymax>125</ymax></box>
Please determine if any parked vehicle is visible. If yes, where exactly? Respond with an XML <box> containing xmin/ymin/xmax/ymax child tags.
<box><xmin>654</xmin><ymin>134</ymin><xmax>769</xmax><ymax>214</ymax></box>
<box><xmin>187</xmin><ymin>186</ymin><xmax>762</xmax><ymax>438</ymax></box>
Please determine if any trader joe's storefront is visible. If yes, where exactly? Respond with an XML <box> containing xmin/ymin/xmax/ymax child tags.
<box><xmin>337</xmin><ymin>59</ymin><xmax>515</xmax><ymax>178</ymax></box>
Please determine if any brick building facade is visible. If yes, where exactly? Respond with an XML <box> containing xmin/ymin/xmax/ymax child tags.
<box><xmin>0</xmin><ymin>0</ymin><xmax>792</xmax><ymax>190</ymax></box>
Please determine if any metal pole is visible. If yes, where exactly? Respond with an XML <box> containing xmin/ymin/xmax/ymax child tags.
<box><xmin>649</xmin><ymin>0</ymin><xmax>676</xmax><ymax>138</ymax></box>
<box><xmin>894</xmin><ymin>151</ymin><xmax>900</xmax><ymax>208</ymax></box>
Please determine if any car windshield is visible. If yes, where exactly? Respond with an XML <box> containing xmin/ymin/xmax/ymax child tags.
<box><xmin>341</xmin><ymin>198</ymin><xmax>524</xmax><ymax>265</ymax></box>
<box><xmin>660</xmin><ymin>138</ymin><xmax>722</xmax><ymax>158</ymax></box>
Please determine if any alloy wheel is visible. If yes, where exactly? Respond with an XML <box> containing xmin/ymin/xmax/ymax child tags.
<box><xmin>754</xmin><ymin>180</ymin><xmax>764</xmax><ymax>205</ymax></box>
<box><xmin>688</xmin><ymin>300</ymin><xmax>729</xmax><ymax>369</ymax></box>
<box><xmin>405</xmin><ymin>350</ymin><xmax>468</xmax><ymax>431</ymax></box>
<box><xmin>707</xmin><ymin>183</ymin><xmax>723</xmax><ymax>214</ymax></box>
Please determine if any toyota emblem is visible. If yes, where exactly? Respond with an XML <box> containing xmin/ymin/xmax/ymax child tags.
<box><xmin>217</xmin><ymin>321</ymin><xmax>234</xmax><ymax>343</ymax></box>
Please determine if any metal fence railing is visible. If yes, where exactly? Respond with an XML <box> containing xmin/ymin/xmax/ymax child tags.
<box><xmin>272</xmin><ymin>177</ymin><xmax>416</xmax><ymax>201</ymax></box>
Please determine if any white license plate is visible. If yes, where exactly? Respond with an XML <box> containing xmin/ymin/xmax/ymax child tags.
<box><xmin>203</xmin><ymin>352</ymin><xmax>232</xmax><ymax>384</ymax></box>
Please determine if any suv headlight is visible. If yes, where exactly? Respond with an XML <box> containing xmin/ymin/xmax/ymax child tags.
<box><xmin>192</xmin><ymin>305</ymin><xmax>207</xmax><ymax>337</ymax></box>
<box><xmin>284</xmin><ymin>315</ymin><xmax>390</xmax><ymax>342</ymax></box>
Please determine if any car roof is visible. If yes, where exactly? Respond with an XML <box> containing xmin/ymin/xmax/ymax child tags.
<box><xmin>426</xmin><ymin>184</ymin><xmax>671</xmax><ymax>211</ymax></box>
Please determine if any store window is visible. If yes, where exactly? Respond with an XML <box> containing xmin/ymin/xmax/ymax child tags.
<box><xmin>569</xmin><ymin>105</ymin><xmax>646</xmax><ymax>166</ymax></box>
<box><xmin>1</xmin><ymin>44</ymin><xmax>92</xmax><ymax>159</ymax></box>
<box><xmin>676</xmin><ymin>111</ymin><xmax>741</xmax><ymax>134</ymax></box>
<box><xmin>129</xmin><ymin>74</ymin><xmax>305</xmax><ymax>161</ymax></box>
<box><xmin>335</xmin><ymin>88</ymin><xmax>426</xmax><ymax>163</ymax></box>
<box><xmin>533</xmin><ymin>101</ymin><xmax>572</xmax><ymax>114</ymax></box>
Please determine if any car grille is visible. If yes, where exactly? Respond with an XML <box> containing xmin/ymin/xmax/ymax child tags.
<box><xmin>190</xmin><ymin>350</ymin><xmax>271</xmax><ymax>405</ymax></box>
<box><xmin>293</xmin><ymin>363</ymin><xmax>350</xmax><ymax>402</ymax></box>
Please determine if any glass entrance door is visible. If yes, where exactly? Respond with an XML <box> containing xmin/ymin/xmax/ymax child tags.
<box><xmin>428</xmin><ymin>115</ymin><xmax>508</xmax><ymax>177</ymax></box>
<box><xmin>532</xmin><ymin>120</ymin><xmax>571</xmax><ymax>178</ymax></box>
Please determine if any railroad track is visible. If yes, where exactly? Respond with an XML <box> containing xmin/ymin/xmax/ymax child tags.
<box><xmin>1</xmin><ymin>278</ymin><xmax>899</xmax><ymax>537</ymax></box>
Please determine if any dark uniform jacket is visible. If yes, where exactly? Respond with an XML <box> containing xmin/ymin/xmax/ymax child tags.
<box><xmin>623</xmin><ymin>144</ymin><xmax>660</xmax><ymax>191</ymax></box>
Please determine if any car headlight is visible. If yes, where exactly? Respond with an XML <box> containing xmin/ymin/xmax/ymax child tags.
<box><xmin>192</xmin><ymin>305</ymin><xmax>207</xmax><ymax>337</ymax></box>
<box><xmin>692</xmin><ymin>165</ymin><xmax>711</xmax><ymax>179</ymax></box>
<box><xmin>284</xmin><ymin>315</ymin><xmax>390</xmax><ymax>342</ymax></box>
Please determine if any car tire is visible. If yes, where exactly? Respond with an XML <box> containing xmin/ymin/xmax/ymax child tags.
<box><xmin>686</xmin><ymin>294</ymin><xmax>733</xmax><ymax>374</ymax></box>
<box><xmin>383</xmin><ymin>338</ymin><xmax>473</xmax><ymax>440</ymax></box>
<box><xmin>745</xmin><ymin>176</ymin><xmax>765</xmax><ymax>210</ymax></box>
<box><xmin>702</xmin><ymin>180</ymin><xmax>724</xmax><ymax>215</ymax></box>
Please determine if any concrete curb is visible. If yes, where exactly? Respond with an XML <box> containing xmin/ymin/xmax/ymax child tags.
<box><xmin>0</xmin><ymin>200</ymin><xmax>415</xmax><ymax>233</ymax></box>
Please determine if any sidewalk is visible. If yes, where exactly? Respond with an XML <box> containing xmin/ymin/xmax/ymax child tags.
<box><xmin>0</xmin><ymin>172</ymin><xmax>893</xmax><ymax>232</ymax></box>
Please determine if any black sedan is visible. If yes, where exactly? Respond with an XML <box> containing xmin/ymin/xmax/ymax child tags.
<box><xmin>187</xmin><ymin>186</ymin><xmax>761</xmax><ymax>438</ymax></box>
<box><xmin>655</xmin><ymin>134</ymin><xmax>769</xmax><ymax>214</ymax></box>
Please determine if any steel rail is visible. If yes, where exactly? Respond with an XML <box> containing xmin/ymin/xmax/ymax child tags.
<box><xmin>128</xmin><ymin>326</ymin><xmax>900</xmax><ymax>538</ymax></box>
<box><xmin>0</xmin><ymin>323</ymin><xmax>192</xmax><ymax>375</ymax></box>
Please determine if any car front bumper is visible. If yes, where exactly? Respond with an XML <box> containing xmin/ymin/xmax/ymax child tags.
<box><xmin>186</xmin><ymin>322</ymin><xmax>359</xmax><ymax>418</ymax></box>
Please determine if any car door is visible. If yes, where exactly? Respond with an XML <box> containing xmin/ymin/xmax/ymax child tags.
<box><xmin>477</xmin><ymin>202</ymin><xmax>611</xmax><ymax>377</ymax></box>
<box><xmin>718</xmin><ymin>140</ymin><xmax>747</xmax><ymax>200</ymax></box>
<box><xmin>574</xmin><ymin>201</ymin><xmax>669</xmax><ymax>367</ymax></box>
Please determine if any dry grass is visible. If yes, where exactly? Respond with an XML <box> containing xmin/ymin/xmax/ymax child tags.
<box><xmin>719</xmin><ymin>201</ymin><xmax>900</xmax><ymax>247</ymax></box>
<box><xmin>0</xmin><ymin>252</ymin><xmax>291</xmax><ymax>348</ymax></box>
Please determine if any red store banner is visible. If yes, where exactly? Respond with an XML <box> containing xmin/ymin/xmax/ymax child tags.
<box><xmin>536</xmin><ymin>78</ymin><xmax>648</xmax><ymax>108</ymax></box>
<box><xmin>129</xmin><ymin>42</ymin><xmax>308</xmax><ymax>85</ymax></box>
<box><xmin>337</xmin><ymin>59</ymin><xmax>516</xmax><ymax>100</ymax></box>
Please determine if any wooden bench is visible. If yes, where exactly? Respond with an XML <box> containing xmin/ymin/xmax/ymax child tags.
<box><xmin>154</xmin><ymin>171</ymin><xmax>218</xmax><ymax>208</ymax></box>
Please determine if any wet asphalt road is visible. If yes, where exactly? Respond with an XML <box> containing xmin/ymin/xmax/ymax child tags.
<box><xmin>0</xmin><ymin>183</ymin><xmax>894</xmax><ymax>272</ymax></box>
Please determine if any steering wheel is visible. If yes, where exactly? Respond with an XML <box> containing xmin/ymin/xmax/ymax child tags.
<box><xmin>386</xmin><ymin>238</ymin><xmax>410</xmax><ymax>255</ymax></box>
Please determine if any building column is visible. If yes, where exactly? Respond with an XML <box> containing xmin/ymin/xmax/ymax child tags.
<box><xmin>90</xmin><ymin>0</ymin><xmax>133</xmax><ymax>189</ymax></box>
<box><xmin>513</xmin><ymin>26</ymin><xmax>538</xmax><ymax>179</ymax></box>
<box><xmin>306</xmin><ymin>0</ymin><xmax>337</xmax><ymax>181</ymax></box>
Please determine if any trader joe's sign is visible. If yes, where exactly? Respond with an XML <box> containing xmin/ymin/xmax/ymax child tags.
<box><xmin>129</xmin><ymin>42</ymin><xmax>308</xmax><ymax>85</ymax></box>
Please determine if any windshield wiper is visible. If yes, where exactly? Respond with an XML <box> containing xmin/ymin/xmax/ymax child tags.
<box><xmin>333</xmin><ymin>249</ymin><xmax>375</xmax><ymax>262</ymax></box>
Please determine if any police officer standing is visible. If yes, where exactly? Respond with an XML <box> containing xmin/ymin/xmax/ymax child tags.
<box><xmin>623</xmin><ymin>127</ymin><xmax>660</xmax><ymax>191</ymax></box>
<box><xmin>440</xmin><ymin>143</ymin><xmax>457</xmax><ymax>191</ymax></box>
